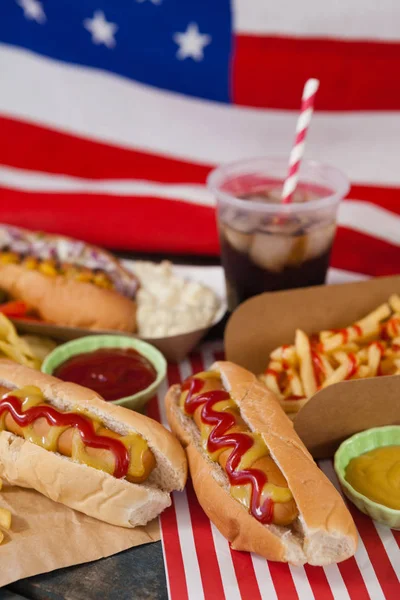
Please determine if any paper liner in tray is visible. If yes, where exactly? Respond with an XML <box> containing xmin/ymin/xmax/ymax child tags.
<box><xmin>225</xmin><ymin>274</ymin><xmax>400</xmax><ymax>458</ymax></box>
<box><xmin>10</xmin><ymin>296</ymin><xmax>226</xmax><ymax>363</ymax></box>
<box><xmin>0</xmin><ymin>481</ymin><xmax>160</xmax><ymax>587</ymax></box>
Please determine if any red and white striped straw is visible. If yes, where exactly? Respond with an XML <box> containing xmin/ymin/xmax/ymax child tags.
<box><xmin>281</xmin><ymin>78</ymin><xmax>320</xmax><ymax>204</ymax></box>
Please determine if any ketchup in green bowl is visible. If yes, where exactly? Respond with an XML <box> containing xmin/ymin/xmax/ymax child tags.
<box><xmin>54</xmin><ymin>347</ymin><xmax>157</xmax><ymax>401</ymax></box>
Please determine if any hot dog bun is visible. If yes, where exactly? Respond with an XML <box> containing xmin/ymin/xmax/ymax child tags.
<box><xmin>0</xmin><ymin>264</ymin><xmax>137</xmax><ymax>332</ymax></box>
<box><xmin>165</xmin><ymin>361</ymin><xmax>357</xmax><ymax>565</ymax></box>
<box><xmin>0</xmin><ymin>224</ymin><xmax>138</xmax><ymax>332</ymax></box>
<box><xmin>0</xmin><ymin>360</ymin><xmax>187</xmax><ymax>527</ymax></box>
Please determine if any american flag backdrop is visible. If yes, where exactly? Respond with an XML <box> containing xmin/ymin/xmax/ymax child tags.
<box><xmin>0</xmin><ymin>0</ymin><xmax>399</xmax><ymax>274</ymax></box>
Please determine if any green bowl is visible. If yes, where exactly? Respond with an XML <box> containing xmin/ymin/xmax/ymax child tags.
<box><xmin>334</xmin><ymin>426</ymin><xmax>400</xmax><ymax>529</ymax></box>
<box><xmin>41</xmin><ymin>335</ymin><xmax>167</xmax><ymax>411</ymax></box>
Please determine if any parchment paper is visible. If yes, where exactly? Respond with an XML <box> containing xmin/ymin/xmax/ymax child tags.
<box><xmin>0</xmin><ymin>481</ymin><xmax>160</xmax><ymax>587</ymax></box>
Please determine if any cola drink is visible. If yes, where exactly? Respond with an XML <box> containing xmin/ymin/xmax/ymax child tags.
<box><xmin>208</xmin><ymin>158</ymin><xmax>349</xmax><ymax>311</ymax></box>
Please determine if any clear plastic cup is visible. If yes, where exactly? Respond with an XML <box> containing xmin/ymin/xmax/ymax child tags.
<box><xmin>207</xmin><ymin>157</ymin><xmax>350</xmax><ymax>311</ymax></box>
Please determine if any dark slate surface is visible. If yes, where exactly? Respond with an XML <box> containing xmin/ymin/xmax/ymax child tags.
<box><xmin>5</xmin><ymin>541</ymin><xmax>168</xmax><ymax>600</ymax></box>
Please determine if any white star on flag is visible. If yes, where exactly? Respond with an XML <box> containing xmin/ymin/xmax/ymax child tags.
<box><xmin>16</xmin><ymin>0</ymin><xmax>46</xmax><ymax>24</ymax></box>
<box><xmin>136</xmin><ymin>0</ymin><xmax>162</xmax><ymax>4</ymax></box>
<box><xmin>173</xmin><ymin>23</ymin><xmax>211</xmax><ymax>61</ymax></box>
<box><xmin>83</xmin><ymin>11</ymin><xmax>118</xmax><ymax>48</ymax></box>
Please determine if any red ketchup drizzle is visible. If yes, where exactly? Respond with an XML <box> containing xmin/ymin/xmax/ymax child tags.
<box><xmin>371</xmin><ymin>342</ymin><xmax>385</xmax><ymax>376</ymax></box>
<box><xmin>284</xmin><ymin>395</ymin><xmax>305</xmax><ymax>401</ymax></box>
<box><xmin>0</xmin><ymin>395</ymin><xmax>130</xmax><ymax>478</ymax></box>
<box><xmin>183</xmin><ymin>377</ymin><xmax>274</xmax><ymax>524</ymax></box>
<box><xmin>387</xmin><ymin>318</ymin><xmax>400</xmax><ymax>337</ymax></box>
<box><xmin>352</xmin><ymin>324</ymin><xmax>363</xmax><ymax>337</ymax></box>
<box><xmin>281</xmin><ymin>345</ymin><xmax>290</xmax><ymax>370</ymax></box>
<box><xmin>346</xmin><ymin>354</ymin><xmax>358</xmax><ymax>379</ymax></box>
<box><xmin>310</xmin><ymin>351</ymin><xmax>325</xmax><ymax>388</ymax></box>
<box><xmin>372</xmin><ymin>341</ymin><xmax>385</xmax><ymax>354</ymax></box>
<box><xmin>381</xmin><ymin>323</ymin><xmax>389</xmax><ymax>340</ymax></box>
<box><xmin>266</xmin><ymin>368</ymin><xmax>279</xmax><ymax>378</ymax></box>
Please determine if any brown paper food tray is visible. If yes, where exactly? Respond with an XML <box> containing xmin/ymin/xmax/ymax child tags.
<box><xmin>224</xmin><ymin>274</ymin><xmax>400</xmax><ymax>458</ymax></box>
<box><xmin>11</xmin><ymin>297</ymin><xmax>226</xmax><ymax>363</ymax></box>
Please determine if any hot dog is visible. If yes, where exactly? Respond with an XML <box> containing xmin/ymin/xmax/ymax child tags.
<box><xmin>166</xmin><ymin>361</ymin><xmax>357</xmax><ymax>565</ymax></box>
<box><xmin>0</xmin><ymin>225</ymin><xmax>139</xmax><ymax>332</ymax></box>
<box><xmin>0</xmin><ymin>360</ymin><xmax>187</xmax><ymax>527</ymax></box>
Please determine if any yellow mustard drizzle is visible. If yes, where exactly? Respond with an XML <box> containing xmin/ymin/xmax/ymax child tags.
<box><xmin>231</xmin><ymin>482</ymin><xmax>294</xmax><ymax>507</ymax></box>
<box><xmin>182</xmin><ymin>372</ymin><xmax>293</xmax><ymax>505</ymax></box>
<box><xmin>122</xmin><ymin>434</ymin><xmax>150</xmax><ymax>479</ymax></box>
<box><xmin>0</xmin><ymin>386</ymin><xmax>150</xmax><ymax>478</ymax></box>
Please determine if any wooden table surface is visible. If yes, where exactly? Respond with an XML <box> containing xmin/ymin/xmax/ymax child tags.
<box><xmin>2</xmin><ymin>252</ymin><xmax>223</xmax><ymax>600</ymax></box>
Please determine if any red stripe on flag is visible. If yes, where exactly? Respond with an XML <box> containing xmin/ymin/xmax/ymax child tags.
<box><xmin>0</xmin><ymin>189</ymin><xmax>398</xmax><ymax>266</ymax></box>
<box><xmin>331</xmin><ymin>227</ymin><xmax>400</xmax><ymax>277</ymax></box>
<box><xmin>348</xmin><ymin>507</ymin><xmax>399</xmax><ymax>600</ymax></box>
<box><xmin>233</xmin><ymin>35</ymin><xmax>400</xmax><ymax>111</ymax></box>
<box><xmin>0</xmin><ymin>116</ymin><xmax>211</xmax><ymax>182</ymax></box>
<box><xmin>186</xmin><ymin>480</ymin><xmax>226</xmax><ymax>600</ymax></box>
<box><xmin>349</xmin><ymin>185</ymin><xmax>400</xmax><ymax>216</ymax></box>
<box><xmin>304</xmin><ymin>565</ymin><xmax>335</xmax><ymax>600</ymax></box>
<box><xmin>268</xmin><ymin>563</ymin><xmax>299</xmax><ymax>599</ymax></box>
<box><xmin>337</xmin><ymin>556</ymin><xmax>371</xmax><ymax>600</ymax></box>
<box><xmin>0</xmin><ymin>189</ymin><xmax>220</xmax><ymax>255</ymax></box>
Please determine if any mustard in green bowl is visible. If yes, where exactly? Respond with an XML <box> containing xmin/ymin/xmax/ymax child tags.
<box><xmin>334</xmin><ymin>426</ymin><xmax>400</xmax><ymax>529</ymax></box>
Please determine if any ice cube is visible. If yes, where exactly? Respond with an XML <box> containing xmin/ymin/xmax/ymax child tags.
<box><xmin>303</xmin><ymin>223</ymin><xmax>336</xmax><ymax>261</ymax></box>
<box><xmin>250</xmin><ymin>233</ymin><xmax>296</xmax><ymax>272</ymax></box>
<box><xmin>221</xmin><ymin>224</ymin><xmax>252</xmax><ymax>253</ymax></box>
<box><xmin>259</xmin><ymin>215</ymin><xmax>303</xmax><ymax>236</ymax></box>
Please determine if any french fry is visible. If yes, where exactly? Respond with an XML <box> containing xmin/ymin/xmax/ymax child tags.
<box><xmin>319</xmin><ymin>330</ymin><xmax>336</xmax><ymax>342</ymax></box>
<box><xmin>321</xmin><ymin>303</ymin><xmax>391</xmax><ymax>353</ymax></box>
<box><xmin>319</xmin><ymin>353</ymin><xmax>334</xmax><ymax>378</ymax></box>
<box><xmin>261</xmin><ymin>361</ymin><xmax>284</xmax><ymax>397</ymax></box>
<box><xmin>0</xmin><ymin>313</ymin><xmax>56</xmax><ymax>369</ymax></box>
<box><xmin>389</xmin><ymin>294</ymin><xmax>400</xmax><ymax>313</ymax></box>
<box><xmin>287</xmin><ymin>367</ymin><xmax>304</xmax><ymax>398</ymax></box>
<box><xmin>295</xmin><ymin>329</ymin><xmax>317</xmax><ymax>397</ymax></box>
<box><xmin>279</xmin><ymin>396</ymin><xmax>309</xmax><ymax>416</ymax></box>
<box><xmin>270</xmin><ymin>345</ymin><xmax>298</xmax><ymax>366</ymax></box>
<box><xmin>383</xmin><ymin>316</ymin><xmax>400</xmax><ymax>339</ymax></box>
<box><xmin>0</xmin><ymin>507</ymin><xmax>11</xmax><ymax>530</ymax></box>
<box><xmin>260</xmin><ymin>296</ymin><xmax>400</xmax><ymax>415</ymax></box>
<box><xmin>0</xmin><ymin>530</ymin><xmax>3</xmax><ymax>544</ymax></box>
<box><xmin>335</xmin><ymin>343</ymin><xmax>363</xmax><ymax>354</ymax></box>
<box><xmin>368</xmin><ymin>343</ymin><xmax>383</xmax><ymax>377</ymax></box>
<box><xmin>322</xmin><ymin>363</ymin><xmax>349</xmax><ymax>387</ymax></box>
